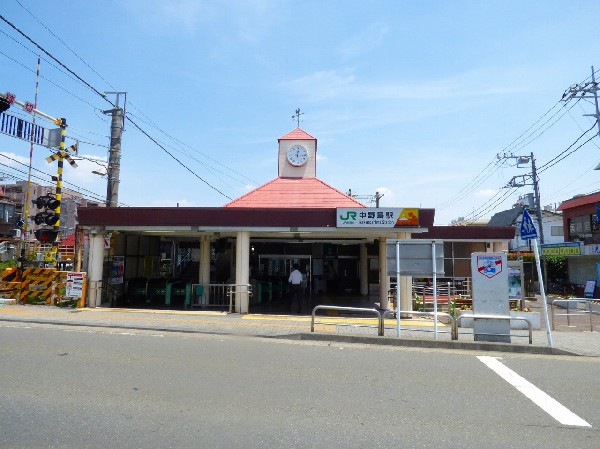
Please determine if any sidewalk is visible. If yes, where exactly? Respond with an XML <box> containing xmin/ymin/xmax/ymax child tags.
<box><xmin>1</xmin><ymin>303</ymin><xmax>599</xmax><ymax>357</ymax></box>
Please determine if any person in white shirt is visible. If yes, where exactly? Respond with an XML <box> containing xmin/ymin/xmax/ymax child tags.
<box><xmin>288</xmin><ymin>263</ymin><xmax>303</xmax><ymax>314</ymax></box>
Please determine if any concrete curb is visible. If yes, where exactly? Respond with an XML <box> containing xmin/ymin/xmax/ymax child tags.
<box><xmin>280</xmin><ymin>333</ymin><xmax>580</xmax><ymax>356</ymax></box>
<box><xmin>0</xmin><ymin>314</ymin><xmax>585</xmax><ymax>357</ymax></box>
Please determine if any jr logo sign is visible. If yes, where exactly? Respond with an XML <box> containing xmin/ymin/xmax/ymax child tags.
<box><xmin>339</xmin><ymin>211</ymin><xmax>357</xmax><ymax>221</ymax></box>
<box><xmin>476</xmin><ymin>255</ymin><xmax>503</xmax><ymax>278</ymax></box>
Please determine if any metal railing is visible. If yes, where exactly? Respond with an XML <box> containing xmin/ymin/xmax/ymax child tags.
<box><xmin>381</xmin><ymin>310</ymin><xmax>456</xmax><ymax>339</ymax></box>
<box><xmin>455</xmin><ymin>314</ymin><xmax>533</xmax><ymax>344</ymax></box>
<box><xmin>191</xmin><ymin>283</ymin><xmax>252</xmax><ymax>313</ymax></box>
<box><xmin>550</xmin><ymin>298</ymin><xmax>594</xmax><ymax>332</ymax></box>
<box><xmin>311</xmin><ymin>306</ymin><xmax>384</xmax><ymax>336</ymax></box>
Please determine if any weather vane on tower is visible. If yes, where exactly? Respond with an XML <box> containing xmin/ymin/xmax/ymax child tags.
<box><xmin>292</xmin><ymin>107</ymin><xmax>304</xmax><ymax>127</ymax></box>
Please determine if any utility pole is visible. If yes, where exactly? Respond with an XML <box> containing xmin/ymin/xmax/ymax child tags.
<box><xmin>562</xmin><ymin>66</ymin><xmax>600</xmax><ymax>137</ymax></box>
<box><xmin>103</xmin><ymin>92</ymin><xmax>126</xmax><ymax>207</ymax></box>
<box><xmin>500</xmin><ymin>152</ymin><xmax>545</xmax><ymax>244</ymax></box>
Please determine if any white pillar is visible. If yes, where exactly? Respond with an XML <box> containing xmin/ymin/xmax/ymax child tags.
<box><xmin>359</xmin><ymin>243</ymin><xmax>368</xmax><ymax>296</ymax></box>
<box><xmin>235</xmin><ymin>231</ymin><xmax>250</xmax><ymax>313</ymax></box>
<box><xmin>199</xmin><ymin>235</ymin><xmax>211</xmax><ymax>304</ymax></box>
<box><xmin>379</xmin><ymin>238</ymin><xmax>389</xmax><ymax>309</ymax></box>
<box><xmin>199</xmin><ymin>235</ymin><xmax>211</xmax><ymax>284</ymax></box>
<box><xmin>87</xmin><ymin>232</ymin><xmax>104</xmax><ymax>308</ymax></box>
<box><xmin>398</xmin><ymin>232</ymin><xmax>413</xmax><ymax>312</ymax></box>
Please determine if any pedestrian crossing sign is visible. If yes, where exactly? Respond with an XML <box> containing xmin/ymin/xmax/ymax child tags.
<box><xmin>520</xmin><ymin>209</ymin><xmax>537</xmax><ymax>239</ymax></box>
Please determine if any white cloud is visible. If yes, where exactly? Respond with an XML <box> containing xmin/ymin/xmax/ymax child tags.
<box><xmin>0</xmin><ymin>151</ymin><xmax>30</xmax><ymax>166</ymax></box>
<box><xmin>283</xmin><ymin>67</ymin><xmax>534</xmax><ymax>104</ymax></box>
<box><xmin>474</xmin><ymin>188</ymin><xmax>498</xmax><ymax>198</ymax></box>
<box><xmin>339</xmin><ymin>24</ymin><xmax>389</xmax><ymax>59</ymax></box>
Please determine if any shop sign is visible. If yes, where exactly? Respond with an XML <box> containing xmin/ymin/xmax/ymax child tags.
<box><xmin>337</xmin><ymin>207</ymin><xmax>419</xmax><ymax>228</ymax></box>
<box><xmin>541</xmin><ymin>242</ymin><xmax>582</xmax><ymax>256</ymax></box>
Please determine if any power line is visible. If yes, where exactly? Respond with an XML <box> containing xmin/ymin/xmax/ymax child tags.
<box><xmin>126</xmin><ymin>116</ymin><xmax>233</xmax><ymax>200</ymax></box>
<box><xmin>1</xmin><ymin>12</ymin><xmax>243</xmax><ymax>200</ymax></box>
<box><xmin>12</xmin><ymin>0</ymin><xmax>117</xmax><ymax>90</ymax></box>
<box><xmin>0</xmin><ymin>152</ymin><xmax>114</xmax><ymax>204</ymax></box>
<box><xmin>0</xmin><ymin>49</ymin><xmax>103</xmax><ymax>110</ymax></box>
<box><xmin>0</xmin><ymin>13</ymin><xmax>112</xmax><ymax>106</ymax></box>
<box><xmin>538</xmin><ymin>124</ymin><xmax>597</xmax><ymax>173</ymax></box>
<box><xmin>463</xmin><ymin>187</ymin><xmax>518</xmax><ymax>223</ymax></box>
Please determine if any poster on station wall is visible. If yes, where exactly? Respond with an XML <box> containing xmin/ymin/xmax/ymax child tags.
<box><xmin>336</xmin><ymin>208</ymin><xmax>419</xmax><ymax>228</ymax></box>
<box><xmin>111</xmin><ymin>256</ymin><xmax>124</xmax><ymax>284</ymax></box>
<box><xmin>66</xmin><ymin>272</ymin><xmax>85</xmax><ymax>298</ymax></box>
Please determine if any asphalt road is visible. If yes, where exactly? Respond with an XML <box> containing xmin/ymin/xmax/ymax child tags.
<box><xmin>0</xmin><ymin>322</ymin><xmax>599</xmax><ymax>449</ymax></box>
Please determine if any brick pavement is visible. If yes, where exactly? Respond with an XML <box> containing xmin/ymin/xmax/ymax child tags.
<box><xmin>0</xmin><ymin>302</ymin><xmax>599</xmax><ymax>357</ymax></box>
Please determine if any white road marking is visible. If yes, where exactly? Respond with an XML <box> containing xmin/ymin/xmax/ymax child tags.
<box><xmin>477</xmin><ymin>356</ymin><xmax>591</xmax><ymax>427</ymax></box>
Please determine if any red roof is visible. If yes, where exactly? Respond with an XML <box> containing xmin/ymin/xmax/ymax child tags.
<box><xmin>60</xmin><ymin>233</ymin><xmax>75</xmax><ymax>247</ymax></box>
<box><xmin>224</xmin><ymin>177</ymin><xmax>366</xmax><ymax>208</ymax></box>
<box><xmin>278</xmin><ymin>127</ymin><xmax>317</xmax><ymax>141</ymax></box>
<box><xmin>557</xmin><ymin>191</ymin><xmax>600</xmax><ymax>211</ymax></box>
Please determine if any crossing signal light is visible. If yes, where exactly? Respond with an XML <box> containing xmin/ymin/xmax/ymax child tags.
<box><xmin>33</xmin><ymin>194</ymin><xmax>60</xmax><ymax>210</ymax></box>
<box><xmin>0</xmin><ymin>97</ymin><xmax>10</xmax><ymax>113</ymax></box>
<box><xmin>32</xmin><ymin>212</ymin><xmax>59</xmax><ymax>226</ymax></box>
<box><xmin>34</xmin><ymin>229</ymin><xmax>58</xmax><ymax>243</ymax></box>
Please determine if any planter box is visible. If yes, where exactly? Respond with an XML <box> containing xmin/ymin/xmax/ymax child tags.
<box><xmin>546</xmin><ymin>295</ymin><xmax>578</xmax><ymax>309</ymax></box>
<box><xmin>458</xmin><ymin>310</ymin><xmax>540</xmax><ymax>330</ymax></box>
<box><xmin>586</xmin><ymin>302</ymin><xmax>600</xmax><ymax>313</ymax></box>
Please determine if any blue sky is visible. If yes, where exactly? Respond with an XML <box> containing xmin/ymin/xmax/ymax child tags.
<box><xmin>1</xmin><ymin>0</ymin><xmax>600</xmax><ymax>225</ymax></box>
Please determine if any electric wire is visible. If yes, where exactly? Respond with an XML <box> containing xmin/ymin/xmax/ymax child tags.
<box><xmin>0</xmin><ymin>49</ymin><xmax>102</xmax><ymax>110</ymax></box>
<box><xmin>0</xmin><ymin>14</ymin><xmax>112</xmax><ymax>106</ymax></box>
<box><xmin>126</xmin><ymin>108</ymin><xmax>258</xmax><ymax>186</ymax></box>
<box><xmin>0</xmin><ymin>152</ymin><xmax>113</xmax><ymax>204</ymax></box>
<box><xmin>463</xmin><ymin>187</ymin><xmax>518</xmax><ymax>223</ymax></box>
<box><xmin>537</xmin><ymin>124</ymin><xmax>597</xmax><ymax>173</ymax></box>
<box><xmin>0</xmin><ymin>10</ymin><xmax>262</xmax><ymax>199</ymax></box>
<box><xmin>12</xmin><ymin>0</ymin><xmax>117</xmax><ymax>90</ymax></box>
<box><xmin>1</xmin><ymin>12</ymin><xmax>253</xmax><ymax>199</ymax></box>
<box><xmin>126</xmin><ymin>116</ymin><xmax>233</xmax><ymax>200</ymax></box>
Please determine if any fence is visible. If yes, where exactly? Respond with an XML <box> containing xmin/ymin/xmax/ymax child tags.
<box><xmin>310</xmin><ymin>306</ymin><xmax>384</xmax><ymax>335</ymax></box>
<box><xmin>454</xmin><ymin>314</ymin><xmax>533</xmax><ymax>344</ymax></box>
<box><xmin>310</xmin><ymin>306</ymin><xmax>456</xmax><ymax>339</ymax></box>
<box><xmin>550</xmin><ymin>298</ymin><xmax>596</xmax><ymax>332</ymax></box>
<box><xmin>191</xmin><ymin>283</ymin><xmax>252</xmax><ymax>313</ymax></box>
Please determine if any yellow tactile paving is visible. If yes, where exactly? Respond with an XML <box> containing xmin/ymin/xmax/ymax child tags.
<box><xmin>243</xmin><ymin>314</ymin><xmax>445</xmax><ymax>327</ymax></box>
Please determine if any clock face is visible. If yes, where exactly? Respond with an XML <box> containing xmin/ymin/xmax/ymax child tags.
<box><xmin>287</xmin><ymin>145</ymin><xmax>308</xmax><ymax>166</ymax></box>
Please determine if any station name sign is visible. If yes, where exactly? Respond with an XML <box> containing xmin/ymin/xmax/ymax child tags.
<box><xmin>337</xmin><ymin>207</ymin><xmax>419</xmax><ymax>228</ymax></box>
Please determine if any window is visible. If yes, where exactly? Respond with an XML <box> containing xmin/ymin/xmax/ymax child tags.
<box><xmin>568</xmin><ymin>214</ymin><xmax>599</xmax><ymax>242</ymax></box>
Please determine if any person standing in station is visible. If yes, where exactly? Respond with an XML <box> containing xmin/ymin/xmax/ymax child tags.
<box><xmin>288</xmin><ymin>263</ymin><xmax>303</xmax><ymax>314</ymax></box>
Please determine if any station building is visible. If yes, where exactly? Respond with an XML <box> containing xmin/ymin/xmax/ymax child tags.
<box><xmin>77</xmin><ymin>127</ymin><xmax>514</xmax><ymax>313</ymax></box>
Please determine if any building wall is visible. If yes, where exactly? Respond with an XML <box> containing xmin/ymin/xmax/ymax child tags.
<box><xmin>567</xmin><ymin>256</ymin><xmax>600</xmax><ymax>285</ymax></box>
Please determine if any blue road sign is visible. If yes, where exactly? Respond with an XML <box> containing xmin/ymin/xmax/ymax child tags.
<box><xmin>520</xmin><ymin>209</ymin><xmax>538</xmax><ymax>239</ymax></box>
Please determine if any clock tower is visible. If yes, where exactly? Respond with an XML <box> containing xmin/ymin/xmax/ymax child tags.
<box><xmin>278</xmin><ymin>127</ymin><xmax>317</xmax><ymax>178</ymax></box>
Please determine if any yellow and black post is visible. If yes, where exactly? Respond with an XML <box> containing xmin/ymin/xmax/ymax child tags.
<box><xmin>50</xmin><ymin>117</ymin><xmax>67</xmax><ymax>267</ymax></box>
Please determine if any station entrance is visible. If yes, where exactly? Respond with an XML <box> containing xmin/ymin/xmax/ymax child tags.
<box><xmin>101</xmin><ymin>234</ymin><xmax>378</xmax><ymax>314</ymax></box>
